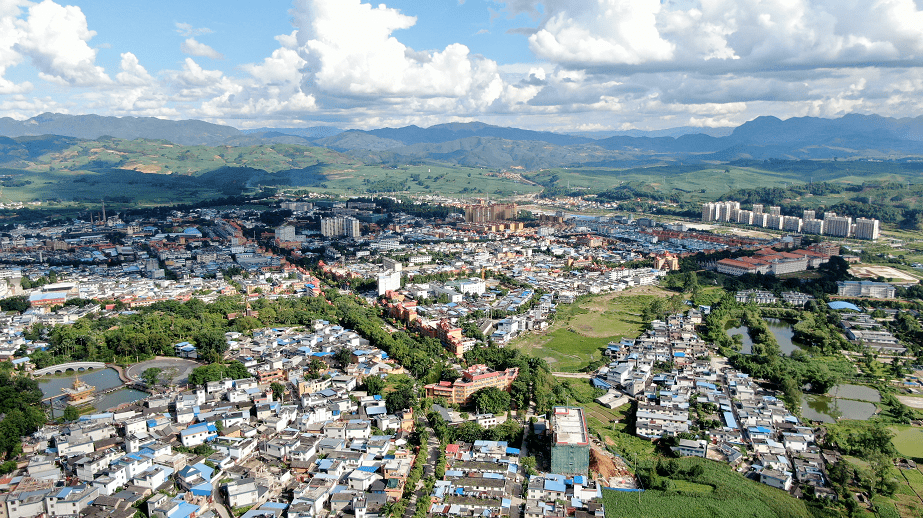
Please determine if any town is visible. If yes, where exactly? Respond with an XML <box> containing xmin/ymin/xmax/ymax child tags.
<box><xmin>0</xmin><ymin>194</ymin><xmax>918</xmax><ymax>518</ymax></box>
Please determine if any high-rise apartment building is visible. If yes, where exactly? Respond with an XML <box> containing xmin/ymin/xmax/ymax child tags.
<box><xmin>854</xmin><ymin>218</ymin><xmax>880</xmax><ymax>240</ymax></box>
<box><xmin>274</xmin><ymin>225</ymin><xmax>296</xmax><ymax>242</ymax></box>
<box><xmin>321</xmin><ymin>217</ymin><xmax>361</xmax><ymax>238</ymax></box>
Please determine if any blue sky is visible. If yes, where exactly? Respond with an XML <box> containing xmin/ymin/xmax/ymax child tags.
<box><xmin>3</xmin><ymin>0</ymin><xmax>923</xmax><ymax>132</ymax></box>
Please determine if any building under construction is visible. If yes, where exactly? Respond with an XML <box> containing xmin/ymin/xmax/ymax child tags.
<box><xmin>550</xmin><ymin>406</ymin><xmax>590</xmax><ymax>476</ymax></box>
<box><xmin>463</xmin><ymin>203</ymin><xmax>518</xmax><ymax>223</ymax></box>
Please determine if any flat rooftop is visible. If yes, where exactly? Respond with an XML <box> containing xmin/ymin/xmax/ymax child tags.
<box><xmin>551</xmin><ymin>406</ymin><xmax>589</xmax><ymax>446</ymax></box>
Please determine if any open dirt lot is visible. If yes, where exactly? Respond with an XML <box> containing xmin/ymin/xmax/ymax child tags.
<box><xmin>850</xmin><ymin>264</ymin><xmax>920</xmax><ymax>284</ymax></box>
<box><xmin>897</xmin><ymin>395</ymin><xmax>923</xmax><ymax>409</ymax></box>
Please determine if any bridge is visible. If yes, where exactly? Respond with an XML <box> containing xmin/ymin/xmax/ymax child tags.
<box><xmin>33</xmin><ymin>362</ymin><xmax>106</xmax><ymax>376</ymax></box>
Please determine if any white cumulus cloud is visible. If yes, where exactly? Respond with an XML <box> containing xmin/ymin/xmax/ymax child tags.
<box><xmin>291</xmin><ymin>0</ymin><xmax>507</xmax><ymax>109</ymax></box>
<box><xmin>14</xmin><ymin>0</ymin><xmax>111</xmax><ymax>85</ymax></box>
<box><xmin>181</xmin><ymin>38</ymin><xmax>224</xmax><ymax>60</ymax></box>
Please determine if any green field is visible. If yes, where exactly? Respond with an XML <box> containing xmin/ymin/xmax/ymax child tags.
<box><xmin>512</xmin><ymin>287</ymin><xmax>667</xmax><ymax>372</ymax></box>
<box><xmin>602</xmin><ymin>457</ymin><xmax>811</xmax><ymax>518</ymax></box>
<box><xmin>525</xmin><ymin>163</ymin><xmax>921</xmax><ymax>202</ymax></box>
<box><xmin>891</xmin><ymin>426</ymin><xmax>923</xmax><ymax>459</ymax></box>
<box><xmin>299</xmin><ymin>164</ymin><xmax>542</xmax><ymax>198</ymax></box>
<box><xmin>0</xmin><ymin>137</ymin><xmax>543</xmax><ymax>206</ymax></box>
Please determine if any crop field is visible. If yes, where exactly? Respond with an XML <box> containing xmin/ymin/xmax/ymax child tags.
<box><xmin>512</xmin><ymin>286</ymin><xmax>668</xmax><ymax>372</ymax></box>
<box><xmin>890</xmin><ymin>426</ymin><xmax>923</xmax><ymax>458</ymax></box>
<box><xmin>893</xmin><ymin>468</ymin><xmax>923</xmax><ymax>517</ymax></box>
<box><xmin>602</xmin><ymin>457</ymin><xmax>811</xmax><ymax>518</ymax></box>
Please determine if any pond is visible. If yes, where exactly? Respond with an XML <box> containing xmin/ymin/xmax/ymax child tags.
<box><xmin>829</xmin><ymin>383</ymin><xmax>881</xmax><ymax>402</ymax></box>
<box><xmin>800</xmin><ymin>384</ymin><xmax>880</xmax><ymax>423</ymax></box>
<box><xmin>726</xmin><ymin>318</ymin><xmax>802</xmax><ymax>355</ymax></box>
<box><xmin>801</xmin><ymin>395</ymin><xmax>877</xmax><ymax>423</ymax></box>
<box><xmin>37</xmin><ymin>368</ymin><xmax>147</xmax><ymax>412</ymax></box>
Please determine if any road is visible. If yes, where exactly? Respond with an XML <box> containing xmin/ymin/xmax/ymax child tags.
<box><xmin>211</xmin><ymin>472</ymin><xmax>232</xmax><ymax>518</ymax></box>
<box><xmin>126</xmin><ymin>357</ymin><xmax>202</xmax><ymax>385</ymax></box>
<box><xmin>550</xmin><ymin>372</ymin><xmax>593</xmax><ymax>379</ymax></box>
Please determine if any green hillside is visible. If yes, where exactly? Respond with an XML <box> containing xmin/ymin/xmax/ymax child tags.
<box><xmin>602</xmin><ymin>457</ymin><xmax>812</xmax><ymax>518</ymax></box>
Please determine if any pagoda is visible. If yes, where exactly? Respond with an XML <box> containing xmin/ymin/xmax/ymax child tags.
<box><xmin>61</xmin><ymin>376</ymin><xmax>95</xmax><ymax>406</ymax></box>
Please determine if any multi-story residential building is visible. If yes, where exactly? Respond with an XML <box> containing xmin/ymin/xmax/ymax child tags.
<box><xmin>854</xmin><ymin>218</ymin><xmax>880</xmax><ymax>240</ymax></box>
<box><xmin>837</xmin><ymin>281</ymin><xmax>896</xmax><ymax>299</ymax></box>
<box><xmin>320</xmin><ymin>217</ymin><xmax>360</xmax><ymax>238</ymax></box>
<box><xmin>377</xmin><ymin>270</ymin><xmax>401</xmax><ymax>296</ymax></box>
<box><xmin>275</xmin><ymin>225</ymin><xmax>296</xmax><ymax>242</ymax></box>
<box><xmin>823</xmin><ymin>213</ymin><xmax>851</xmax><ymax>237</ymax></box>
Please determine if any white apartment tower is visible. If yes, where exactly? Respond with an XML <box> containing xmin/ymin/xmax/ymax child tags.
<box><xmin>854</xmin><ymin>218</ymin><xmax>880</xmax><ymax>240</ymax></box>
<box><xmin>823</xmin><ymin>213</ymin><xmax>852</xmax><ymax>238</ymax></box>
<box><xmin>275</xmin><ymin>225</ymin><xmax>296</xmax><ymax>242</ymax></box>
<box><xmin>321</xmin><ymin>217</ymin><xmax>361</xmax><ymax>238</ymax></box>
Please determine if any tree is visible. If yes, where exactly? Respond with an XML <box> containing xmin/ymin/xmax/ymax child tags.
<box><xmin>385</xmin><ymin>380</ymin><xmax>415</xmax><ymax>414</ymax></box>
<box><xmin>470</xmin><ymin>387</ymin><xmax>511</xmax><ymax>414</ymax></box>
<box><xmin>224</xmin><ymin>361</ymin><xmax>250</xmax><ymax>380</ymax></box>
<box><xmin>62</xmin><ymin>405</ymin><xmax>79</xmax><ymax>422</ymax></box>
<box><xmin>364</xmin><ymin>375</ymin><xmax>385</xmax><ymax>396</ymax></box>
<box><xmin>335</xmin><ymin>348</ymin><xmax>353</xmax><ymax>367</ymax></box>
<box><xmin>140</xmin><ymin>367</ymin><xmax>162</xmax><ymax>387</ymax></box>
<box><xmin>270</xmin><ymin>382</ymin><xmax>286</xmax><ymax>402</ymax></box>
<box><xmin>521</xmin><ymin>456</ymin><xmax>537</xmax><ymax>476</ymax></box>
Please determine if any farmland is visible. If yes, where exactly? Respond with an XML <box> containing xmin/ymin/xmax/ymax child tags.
<box><xmin>890</xmin><ymin>426</ymin><xmax>923</xmax><ymax>459</ymax></box>
<box><xmin>602</xmin><ymin>457</ymin><xmax>811</xmax><ymax>518</ymax></box>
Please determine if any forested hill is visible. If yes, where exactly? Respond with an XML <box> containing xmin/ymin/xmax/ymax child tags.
<box><xmin>5</xmin><ymin>113</ymin><xmax>923</xmax><ymax>168</ymax></box>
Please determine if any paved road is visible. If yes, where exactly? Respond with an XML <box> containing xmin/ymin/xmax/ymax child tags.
<box><xmin>211</xmin><ymin>471</ymin><xmax>232</xmax><ymax>518</ymax></box>
<box><xmin>126</xmin><ymin>357</ymin><xmax>202</xmax><ymax>385</ymax></box>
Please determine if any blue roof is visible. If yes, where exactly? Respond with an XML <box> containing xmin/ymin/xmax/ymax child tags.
<box><xmin>591</xmin><ymin>378</ymin><xmax>612</xmax><ymax>389</ymax></box>
<box><xmin>190</xmin><ymin>482</ymin><xmax>213</xmax><ymax>496</ymax></box>
<box><xmin>673</xmin><ymin>352</ymin><xmax>686</xmax><ymax>357</ymax></box>
<box><xmin>169</xmin><ymin>502</ymin><xmax>199</xmax><ymax>518</ymax></box>
<box><xmin>357</xmin><ymin>466</ymin><xmax>378</xmax><ymax>472</ymax></box>
<box><xmin>544</xmin><ymin>479</ymin><xmax>566</xmax><ymax>493</ymax></box>
<box><xmin>828</xmin><ymin>301</ymin><xmax>861</xmax><ymax>312</ymax></box>
<box><xmin>723</xmin><ymin>411</ymin><xmax>737</xmax><ymax>429</ymax></box>
<box><xmin>506</xmin><ymin>447</ymin><xmax>520</xmax><ymax>455</ymax></box>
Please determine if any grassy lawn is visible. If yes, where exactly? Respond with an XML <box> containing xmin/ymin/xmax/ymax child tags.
<box><xmin>671</xmin><ymin>480</ymin><xmax>716</xmax><ymax>494</ymax></box>
<box><xmin>602</xmin><ymin>457</ymin><xmax>811</xmax><ymax>518</ymax></box>
<box><xmin>512</xmin><ymin>287</ymin><xmax>668</xmax><ymax>372</ymax></box>
<box><xmin>890</xmin><ymin>425</ymin><xmax>923</xmax><ymax>459</ymax></box>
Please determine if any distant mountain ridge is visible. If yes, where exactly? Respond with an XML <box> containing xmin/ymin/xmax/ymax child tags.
<box><xmin>3</xmin><ymin>113</ymin><xmax>923</xmax><ymax>168</ymax></box>
<box><xmin>0</xmin><ymin>113</ymin><xmax>242</xmax><ymax>146</ymax></box>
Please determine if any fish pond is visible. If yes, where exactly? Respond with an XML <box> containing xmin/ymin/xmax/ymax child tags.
<box><xmin>726</xmin><ymin>318</ymin><xmax>802</xmax><ymax>355</ymax></box>
<box><xmin>800</xmin><ymin>384</ymin><xmax>880</xmax><ymax>423</ymax></box>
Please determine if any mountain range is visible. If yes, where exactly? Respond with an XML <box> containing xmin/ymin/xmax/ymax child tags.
<box><xmin>2</xmin><ymin>112</ymin><xmax>923</xmax><ymax>168</ymax></box>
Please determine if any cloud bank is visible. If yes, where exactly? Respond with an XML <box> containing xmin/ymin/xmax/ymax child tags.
<box><xmin>2</xmin><ymin>0</ymin><xmax>923</xmax><ymax>131</ymax></box>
